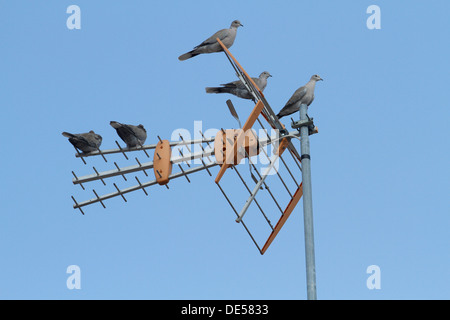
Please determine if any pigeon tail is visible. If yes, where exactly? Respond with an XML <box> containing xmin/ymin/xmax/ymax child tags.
<box><xmin>110</xmin><ymin>121</ymin><xmax>122</xmax><ymax>129</ymax></box>
<box><xmin>62</xmin><ymin>132</ymin><xmax>75</xmax><ymax>138</ymax></box>
<box><xmin>205</xmin><ymin>87</ymin><xmax>231</xmax><ymax>94</ymax></box>
<box><xmin>178</xmin><ymin>50</ymin><xmax>199</xmax><ymax>61</ymax></box>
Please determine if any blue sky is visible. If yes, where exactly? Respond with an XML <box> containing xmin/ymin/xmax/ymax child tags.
<box><xmin>1</xmin><ymin>1</ymin><xmax>449</xmax><ymax>299</ymax></box>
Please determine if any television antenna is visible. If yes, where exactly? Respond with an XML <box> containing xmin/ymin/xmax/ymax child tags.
<box><xmin>67</xmin><ymin>39</ymin><xmax>319</xmax><ymax>298</ymax></box>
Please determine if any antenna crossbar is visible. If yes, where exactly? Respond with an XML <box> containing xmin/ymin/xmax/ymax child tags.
<box><xmin>75</xmin><ymin>137</ymin><xmax>216</xmax><ymax>159</ymax></box>
<box><xmin>73</xmin><ymin>161</ymin><xmax>219</xmax><ymax>210</ymax></box>
<box><xmin>73</xmin><ymin>148</ymin><xmax>215</xmax><ymax>185</ymax></box>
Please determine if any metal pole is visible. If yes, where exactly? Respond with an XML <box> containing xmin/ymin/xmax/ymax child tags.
<box><xmin>298</xmin><ymin>103</ymin><xmax>317</xmax><ymax>300</ymax></box>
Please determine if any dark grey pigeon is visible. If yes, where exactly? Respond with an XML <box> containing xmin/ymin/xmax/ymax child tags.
<box><xmin>110</xmin><ymin>121</ymin><xmax>147</xmax><ymax>148</ymax></box>
<box><xmin>178</xmin><ymin>20</ymin><xmax>243</xmax><ymax>61</ymax></box>
<box><xmin>277</xmin><ymin>74</ymin><xmax>323</xmax><ymax>119</ymax></box>
<box><xmin>62</xmin><ymin>130</ymin><xmax>102</xmax><ymax>153</ymax></box>
<box><xmin>205</xmin><ymin>71</ymin><xmax>272</xmax><ymax>100</ymax></box>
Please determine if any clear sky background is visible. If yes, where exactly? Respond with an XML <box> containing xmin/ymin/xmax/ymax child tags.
<box><xmin>1</xmin><ymin>1</ymin><xmax>449</xmax><ymax>300</ymax></box>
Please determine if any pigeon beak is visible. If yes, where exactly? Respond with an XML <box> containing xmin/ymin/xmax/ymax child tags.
<box><xmin>240</xmin><ymin>23</ymin><xmax>244</xmax><ymax>27</ymax></box>
<box><xmin>319</xmin><ymin>77</ymin><xmax>323</xmax><ymax>81</ymax></box>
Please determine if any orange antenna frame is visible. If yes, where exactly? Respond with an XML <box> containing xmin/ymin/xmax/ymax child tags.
<box><xmin>215</xmin><ymin>38</ymin><xmax>306</xmax><ymax>255</ymax></box>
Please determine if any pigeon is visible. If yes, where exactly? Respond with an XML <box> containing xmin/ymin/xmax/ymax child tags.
<box><xmin>205</xmin><ymin>71</ymin><xmax>272</xmax><ymax>100</ymax></box>
<box><xmin>277</xmin><ymin>74</ymin><xmax>323</xmax><ymax>119</ymax></box>
<box><xmin>178</xmin><ymin>20</ymin><xmax>243</xmax><ymax>61</ymax></box>
<box><xmin>62</xmin><ymin>131</ymin><xmax>102</xmax><ymax>153</ymax></box>
<box><xmin>110</xmin><ymin>121</ymin><xmax>147</xmax><ymax>148</ymax></box>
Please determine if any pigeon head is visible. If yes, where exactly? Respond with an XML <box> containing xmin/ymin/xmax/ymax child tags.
<box><xmin>311</xmin><ymin>74</ymin><xmax>323</xmax><ymax>82</ymax></box>
<box><xmin>260</xmin><ymin>71</ymin><xmax>272</xmax><ymax>79</ymax></box>
<box><xmin>231</xmin><ymin>20</ymin><xmax>243</xmax><ymax>28</ymax></box>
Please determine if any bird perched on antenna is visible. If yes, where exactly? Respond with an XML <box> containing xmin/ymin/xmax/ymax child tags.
<box><xmin>110</xmin><ymin>121</ymin><xmax>147</xmax><ymax>148</ymax></box>
<box><xmin>62</xmin><ymin>131</ymin><xmax>102</xmax><ymax>153</ymax></box>
<box><xmin>178</xmin><ymin>20</ymin><xmax>243</xmax><ymax>61</ymax></box>
<box><xmin>277</xmin><ymin>74</ymin><xmax>323</xmax><ymax>119</ymax></box>
<box><xmin>205</xmin><ymin>71</ymin><xmax>272</xmax><ymax>100</ymax></box>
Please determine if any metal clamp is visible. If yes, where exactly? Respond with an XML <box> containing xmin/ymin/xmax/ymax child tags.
<box><xmin>291</xmin><ymin>117</ymin><xmax>318</xmax><ymax>136</ymax></box>
<box><xmin>291</xmin><ymin>118</ymin><xmax>314</xmax><ymax>130</ymax></box>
